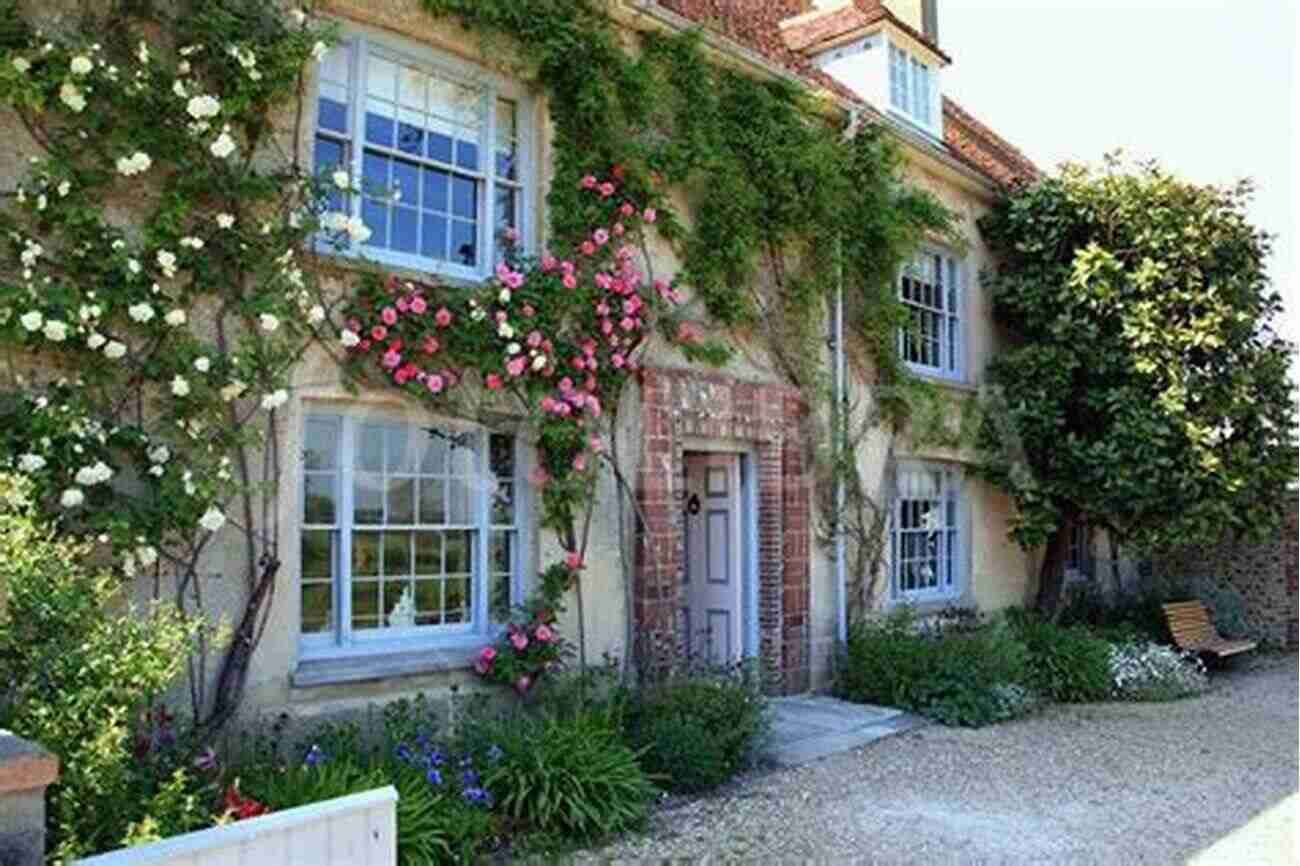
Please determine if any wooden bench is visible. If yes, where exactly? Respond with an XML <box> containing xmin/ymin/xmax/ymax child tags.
<box><xmin>1161</xmin><ymin>601</ymin><xmax>1258</xmax><ymax>658</ymax></box>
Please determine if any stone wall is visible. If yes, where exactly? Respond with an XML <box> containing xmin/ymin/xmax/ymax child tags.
<box><xmin>1159</xmin><ymin>494</ymin><xmax>1299</xmax><ymax>647</ymax></box>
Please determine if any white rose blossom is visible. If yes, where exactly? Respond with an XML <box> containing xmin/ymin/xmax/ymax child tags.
<box><xmin>199</xmin><ymin>506</ymin><xmax>226</xmax><ymax>533</ymax></box>
<box><xmin>259</xmin><ymin>313</ymin><xmax>280</xmax><ymax>332</ymax></box>
<box><xmin>147</xmin><ymin>445</ymin><xmax>170</xmax><ymax>464</ymax></box>
<box><xmin>86</xmin><ymin>332</ymin><xmax>106</xmax><ymax>350</ymax></box>
<box><xmin>12</xmin><ymin>57</ymin><xmax>30</xmax><ymax>73</ymax></box>
<box><xmin>210</xmin><ymin>129</ymin><xmax>237</xmax><ymax>159</ymax></box>
<box><xmin>70</xmin><ymin>55</ymin><xmax>93</xmax><ymax>75</ymax></box>
<box><xmin>186</xmin><ymin>94</ymin><xmax>220</xmax><ymax>119</ymax></box>
<box><xmin>340</xmin><ymin>329</ymin><xmax>360</xmax><ymax>348</ymax></box>
<box><xmin>165</xmin><ymin>309</ymin><xmax>187</xmax><ymax>326</ymax></box>
<box><xmin>19</xmin><ymin>311</ymin><xmax>43</xmax><ymax>332</ymax></box>
<box><xmin>116</xmin><ymin>151</ymin><xmax>152</xmax><ymax>176</ymax></box>
<box><xmin>128</xmin><ymin>302</ymin><xmax>155</xmax><ymax>323</ymax></box>
<box><xmin>261</xmin><ymin>389</ymin><xmax>289</xmax><ymax>411</ymax></box>
<box><xmin>104</xmin><ymin>340</ymin><xmax>127</xmax><ymax>359</ymax></box>
<box><xmin>157</xmin><ymin>249</ymin><xmax>178</xmax><ymax>277</ymax></box>
<box><xmin>216</xmin><ymin>213</ymin><xmax>235</xmax><ymax>229</ymax></box>
<box><xmin>74</xmin><ymin>461</ymin><xmax>113</xmax><ymax>486</ymax></box>
<box><xmin>171</xmin><ymin>375</ymin><xmax>191</xmax><ymax>397</ymax></box>
<box><xmin>17</xmin><ymin>453</ymin><xmax>46</xmax><ymax>473</ymax></box>
<box><xmin>60</xmin><ymin>488</ymin><xmax>85</xmax><ymax>509</ymax></box>
<box><xmin>194</xmin><ymin>356</ymin><xmax>211</xmax><ymax>373</ymax></box>
<box><xmin>42</xmin><ymin>320</ymin><xmax>68</xmax><ymax>342</ymax></box>
<box><xmin>308</xmin><ymin>305</ymin><xmax>326</xmax><ymax>324</ymax></box>
<box><xmin>59</xmin><ymin>82</ymin><xmax>86</xmax><ymax>112</ymax></box>
<box><xmin>312</xmin><ymin>41</ymin><xmax>329</xmax><ymax>61</ymax></box>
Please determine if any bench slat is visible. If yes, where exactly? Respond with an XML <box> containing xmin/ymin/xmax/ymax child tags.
<box><xmin>1161</xmin><ymin>600</ymin><xmax>1255</xmax><ymax>658</ymax></box>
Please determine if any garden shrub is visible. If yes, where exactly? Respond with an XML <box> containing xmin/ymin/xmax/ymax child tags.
<box><xmin>468</xmin><ymin>707</ymin><xmax>655</xmax><ymax>842</ymax></box>
<box><xmin>1109</xmin><ymin>642</ymin><xmax>1209</xmax><ymax>701</ymax></box>
<box><xmin>623</xmin><ymin>664</ymin><xmax>769</xmax><ymax>794</ymax></box>
<box><xmin>1007</xmin><ymin>611</ymin><xmax>1114</xmax><ymax>703</ymax></box>
<box><xmin>0</xmin><ymin>475</ymin><xmax>204</xmax><ymax>859</ymax></box>
<box><xmin>838</xmin><ymin>607</ymin><xmax>1037</xmax><ymax>727</ymax></box>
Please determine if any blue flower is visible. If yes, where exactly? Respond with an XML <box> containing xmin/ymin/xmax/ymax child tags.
<box><xmin>303</xmin><ymin>745</ymin><xmax>326</xmax><ymax>767</ymax></box>
<box><xmin>486</xmin><ymin>744</ymin><xmax>503</xmax><ymax>763</ymax></box>
<box><xmin>415</xmin><ymin>732</ymin><xmax>431</xmax><ymax>749</ymax></box>
<box><xmin>461</xmin><ymin>768</ymin><xmax>480</xmax><ymax>787</ymax></box>
<box><xmin>459</xmin><ymin>755</ymin><xmax>474</xmax><ymax>769</ymax></box>
<box><xmin>395</xmin><ymin>743</ymin><xmax>414</xmax><ymax>765</ymax></box>
<box><xmin>462</xmin><ymin>786</ymin><xmax>491</xmax><ymax>806</ymax></box>
<box><xmin>425</xmin><ymin>747</ymin><xmax>446</xmax><ymax>768</ymax></box>
<box><xmin>426</xmin><ymin>768</ymin><xmax>443</xmax><ymax>786</ymax></box>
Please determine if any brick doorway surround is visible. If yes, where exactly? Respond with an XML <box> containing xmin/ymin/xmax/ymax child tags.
<box><xmin>633</xmin><ymin>367</ymin><xmax>811</xmax><ymax>692</ymax></box>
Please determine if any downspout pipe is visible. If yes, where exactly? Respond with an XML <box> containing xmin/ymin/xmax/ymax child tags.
<box><xmin>833</xmin><ymin>230</ymin><xmax>847</xmax><ymax>647</ymax></box>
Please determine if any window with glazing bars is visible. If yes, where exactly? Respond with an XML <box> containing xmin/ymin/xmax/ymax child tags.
<box><xmin>313</xmin><ymin>35</ymin><xmax>526</xmax><ymax>279</ymax></box>
<box><xmin>299</xmin><ymin>415</ymin><xmax>519</xmax><ymax>650</ymax></box>
<box><xmin>891</xmin><ymin>465</ymin><xmax>962</xmax><ymax>599</ymax></box>
<box><xmin>898</xmin><ymin>250</ymin><xmax>961</xmax><ymax>378</ymax></box>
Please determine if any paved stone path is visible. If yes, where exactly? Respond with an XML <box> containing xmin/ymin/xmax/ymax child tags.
<box><xmin>763</xmin><ymin>695</ymin><xmax>927</xmax><ymax>766</ymax></box>
<box><xmin>587</xmin><ymin>654</ymin><xmax>1298</xmax><ymax>865</ymax></box>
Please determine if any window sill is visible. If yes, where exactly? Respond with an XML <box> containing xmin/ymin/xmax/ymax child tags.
<box><xmin>312</xmin><ymin>244</ymin><xmax>490</xmax><ymax>292</ymax></box>
<box><xmin>906</xmin><ymin>368</ymin><xmax>977</xmax><ymax>394</ymax></box>
<box><xmin>292</xmin><ymin>640</ymin><xmax>487</xmax><ymax>689</ymax></box>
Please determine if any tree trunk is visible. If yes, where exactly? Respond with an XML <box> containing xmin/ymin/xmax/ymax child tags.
<box><xmin>1035</xmin><ymin>521</ymin><xmax>1071</xmax><ymax>619</ymax></box>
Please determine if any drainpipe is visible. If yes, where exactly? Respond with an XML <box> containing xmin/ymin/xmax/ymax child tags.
<box><xmin>833</xmin><ymin>229</ymin><xmax>847</xmax><ymax>647</ymax></box>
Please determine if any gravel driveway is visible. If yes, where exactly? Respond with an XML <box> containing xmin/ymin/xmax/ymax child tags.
<box><xmin>584</xmin><ymin>654</ymin><xmax>1298</xmax><ymax>865</ymax></box>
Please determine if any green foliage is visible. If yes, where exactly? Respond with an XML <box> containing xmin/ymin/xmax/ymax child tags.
<box><xmin>838</xmin><ymin>607</ymin><xmax>1038</xmax><ymax>727</ymax></box>
<box><xmin>624</xmin><ymin>665</ymin><xmax>769</xmax><ymax>794</ymax></box>
<box><xmin>1005</xmin><ymin>611</ymin><xmax>1114</xmax><ymax>703</ymax></box>
<box><xmin>469</xmin><ymin>708</ymin><xmax>655</xmax><ymax>842</ymax></box>
<box><xmin>978</xmin><ymin>155</ymin><xmax>1297</xmax><ymax>571</ymax></box>
<box><xmin>0</xmin><ymin>474</ymin><xmax>203</xmax><ymax>859</ymax></box>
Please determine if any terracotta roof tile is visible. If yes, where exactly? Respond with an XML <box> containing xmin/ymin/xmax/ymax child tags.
<box><xmin>652</xmin><ymin>0</ymin><xmax>1034</xmax><ymax>186</ymax></box>
<box><xmin>780</xmin><ymin>1</ymin><xmax>951</xmax><ymax>64</ymax></box>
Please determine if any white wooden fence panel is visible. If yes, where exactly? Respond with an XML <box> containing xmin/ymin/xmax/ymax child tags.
<box><xmin>73</xmin><ymin>786</ymin><xmax>398</xmax><ymax>866</ymax></box>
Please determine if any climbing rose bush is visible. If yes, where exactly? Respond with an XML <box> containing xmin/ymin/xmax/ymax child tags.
<box><xmin>337</xmin><ymin>173</ymin><xmax>680</xmax><ymax>692</ymax></box>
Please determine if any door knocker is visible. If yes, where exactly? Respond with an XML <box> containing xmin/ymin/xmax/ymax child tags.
<box><xmin>685</xmin><ymin>493</ymin><xmax>701</xmax><ymax>516</ymax></box>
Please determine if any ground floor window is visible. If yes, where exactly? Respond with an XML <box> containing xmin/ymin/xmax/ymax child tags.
<box><xmin>299</xmin><ymin>411</ymin><xmax>520</xmax><ymax>653</ymax></box>
<box><xmin>890</xmin><ymin>463</ymin><xmax>964</xmax><ymax>600</ymax></box>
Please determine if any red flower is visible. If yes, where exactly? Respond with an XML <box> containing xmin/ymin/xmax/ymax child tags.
<box><xmin>223</xmin><ymin>784</ymin><xmax>268</xmax><ymax>821</ymax></box>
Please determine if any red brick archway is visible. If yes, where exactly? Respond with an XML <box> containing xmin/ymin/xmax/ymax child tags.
<box><xmin>633</xmin><ymin>367</ymin><xmax>810</xmax><ymax>692</ymax></box>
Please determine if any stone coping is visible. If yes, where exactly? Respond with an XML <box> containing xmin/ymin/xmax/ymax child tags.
<box><xmin>0</xmin><ymin>731</ymin><xmax>59</xmax><ymax>792</ymax></box>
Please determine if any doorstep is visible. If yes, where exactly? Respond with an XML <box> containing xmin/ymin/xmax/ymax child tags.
<box><xmin>763</xmin><ymin>695</ymin><xmax>928</xmax><ymax>767</ymax></box>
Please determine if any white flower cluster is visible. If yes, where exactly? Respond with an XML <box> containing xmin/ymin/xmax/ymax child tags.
<box><xmin>116</xmin><ymin>151</ymin><xmax>152</xmax><ymax>176</ymax></box>
<box><xmin>1109</xmin><ymin>641</ymin><xmax>1208</xmax><ymax>700</ymax></box>
<box><xmin>322</xmin><ymin>210</ymin><xmax>372</xmax><ymax>244</ymax></box>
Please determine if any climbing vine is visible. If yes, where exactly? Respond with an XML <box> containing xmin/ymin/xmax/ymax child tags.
<box><xmin>0</xmin><ymin>0</ymin><xmax>968</xmax><ymax>723</ymax></box>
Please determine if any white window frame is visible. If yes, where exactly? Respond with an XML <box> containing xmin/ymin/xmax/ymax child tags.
<box><xmin>888</xmin><ymin>39</ymin><xmax>939</xmax><ymax>136</ymax></box>
<box><xmin>297</xmin><ymin>409</ymin><xmax>528</xmax><ymax>660</ymax></box>
<box><xmin>312</xmin><ymin>27</ymin><xmax>534</xmax><ymax>283</ymax></box>
<box><xmin>889</xmin><ymin>462</ymin><xmax>966</xmax><ymax>603</ymax></box>
<box><xmin>898</xmin><ymin>247</ymin><xmax>964</xmax><ymax>381</ymax></box>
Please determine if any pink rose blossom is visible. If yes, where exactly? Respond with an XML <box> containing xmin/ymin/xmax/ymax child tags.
<box><xmin>571</xmin><ymin>356</ymin><xmax>586</xmax><ymax>371</ymax></box>
<box><xmin>612</xmin><ymin>353</ymin><xmax>625</xmax><ymax>369</ymax></box>
<box><xmin>579</xmin><ymin>241</ymin><xmax>596</xmax><ymax>257</ymax></box>
<box><xmin>434</xmin><ymin>307</ymin><xmax>452</xmax><ymax>327</ymax></box>
<box><xmin>592</xmin><ymin>228</ymin><xmax>609</xmax><ymax>246</ymax></box>
<box><xmin>572</xmin><ymin>453</ymin><xmax>587</xmax><ymax>472</ymax></box>
<box><xmin>396</xmin><ymin>297</ymin><xmax>410</xmax><ymax>313</ymax></box>
<box><xmin>540</xmin><ymin>254</ymin><xmax>558</xmax><ymax>272</ymax></box>
<box><xmin>514</xmin><ymin>675</ymin><xmax>533</xmax><ymax>695</ymax></box>
<box><xmin>510</xmin><ymin>630</ymin><xmax>528</xmax><ymax>651</ymax></box>
<box><xmin>562</xmin><ymin>273</ymin><xmax>577</xmax><ymax>290</ymax></box>
<box><xmin>677</xmin><ymin>321</ymin><xmax>699</xmax><ymax>343</ymax></box>
<box><xmin>485</xmin><ymin>373</ymin><xmax>503</xmax><ymax>390</ymax></box>
<box><xmin>589</xmin><ymin>435</ymin><xmax>605</xmax><ymax>453</ymax></box>
<box><xmin>619</xmin><ymin>316</ymin><xmax>635</xmax><ymax>332</ymax></box>
<box><xmin>359</xmin><ymin>339</ymin><xmax>372</xmax><ymax>352</ymax></box>
<box><xmin>601</xmin><ymin>319</ymin><xmax>614</xmax><ymax>336</ymax></box>
<box><xmin>422</xmin><ymin>335</ymin><xmax>440</xmax><ymax>354</ymax></box>
<box><xmin>613</xmin><ymin>222</ymin><xmax>625</xmax><ymax>237</ymax></box>
<box><xmin>535</xmin><ymin>624</ymin><xmax>554</xmax><ymax>643</ymax></box>
<box><xmin>381</xmin><ymin>350</ymin><xmax>401</xmax><ymax>369</ymax></box>
<box><xmin>522</xmin><ymin>303</ymin><xmax>536</xmax><ymax>317</ymax></box>
<box><xmin>426</xmin><ymin>374</ymin><xmax>445</xmax><ymax>394</ymax></box>
<box><xmin>598</xmin><ymin>182</ymin><xmax>615</xmax><ymax>198</ymax></box>
<box><xmin>558</xmin><ymin>377</ymin><xmax>574</xmax><ymax>393</ymax></box>
<box><xmin>564</xmin><ymin>550</ymin><xmax>583</xmax><ymax>570</ymax></box>
<box><xmin>620</xmin><ymin>202</ymin><xmax>635</xmax><ymax>217</ymax></box>
<box><xmin>527</xmin><ymin>330</ymin><xmax>543</xmax><ymax>348</ymax></box>
<box><xmin>529</xmin><ymin>466</ymin><xmax>550</xmax><ymax>487</ymax></box>
<box><xmin>474</xmin><ymin>659</ymin><xmax>491</xmax><ymax>675</ymax></box>
<box><xmin>409</xmin><ymin>296</ymin><xmax>427</xmax><ymax>315</ymax></box>
<box><xmin>506</xmin><ymin>356</ymin><xmax>527</xmax><ymax>377</ymax></box>
<box><xmin>370</xmin><ymin>325</ymin><xmax>388</xmax><ymax>341</ymax></box>
<box><xmin>587</xmin><ymin>396</ymin><xmax>602</xmax><ymax>417</ymax></box>
<box><xmin>381</xmin><ymin>306</ymin><xmax>398</xmax><ymax>326</ymax></box>
<box><xmin>580</xmin><ymin>174</ymin><xmax>597</xmax><ymax>190</ymax></box>
<box><xmin>643</xmin><ymin>207</ymin><xmax>657</xmax><ymax>223</ymax></box>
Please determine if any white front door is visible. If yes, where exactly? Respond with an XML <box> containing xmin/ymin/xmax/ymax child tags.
<box><xmin>682</xmin><ymin>452</ymin><xmax>743</xmax><ymax>665</ymax></box>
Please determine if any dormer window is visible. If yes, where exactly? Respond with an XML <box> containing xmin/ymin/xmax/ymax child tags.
<box><xmin>889</xmin><ymin>43</ymin><xmax>935</xmax><ymax>129</ymax></box>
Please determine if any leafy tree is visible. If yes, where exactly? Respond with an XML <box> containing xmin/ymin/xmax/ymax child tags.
<box><xmin>978</xmin><ymin>155</ymin><xmax>1297</xmax><ymax>614</ymax></box>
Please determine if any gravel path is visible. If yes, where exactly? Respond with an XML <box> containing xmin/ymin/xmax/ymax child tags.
<box><xmin>583</xmin><ymin>654</ymin><xmax>1298</xmax><ymax>865</ymax></box>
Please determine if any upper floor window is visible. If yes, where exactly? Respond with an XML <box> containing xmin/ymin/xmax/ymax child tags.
<box><xmin>890</xmin><ymin>463</ymin><xmax>964</xmax><ymax>601</ymax></box>
<box><xmin>898</xmin><ymin>249</ymin><xmax>962</xmax><ymax>379</ymax></box>
<box><xmin>889</xmin><ymin>42</ymin><xmax>935</xmax><ymax>130</ymax></box>
<box><xmin>299</xmin><ymin>413</ymin><xmax>521</xmax><ymax>655</ymax></box>
<box><xmin>314</xmin><ymin>32</ymin><xmax>530</xmax><ymax>281</ymax></box>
